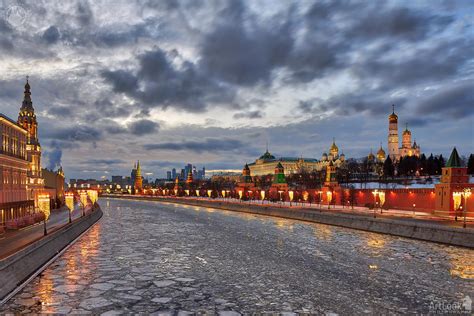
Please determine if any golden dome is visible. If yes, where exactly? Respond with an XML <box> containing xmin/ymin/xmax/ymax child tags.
<box><xmin>368</xmin><ymin>149</ymin><xmax>375</xmax><ymax>161</ymax></box>
<box><xmin>330</xmin><ymin>139</ymin><xmax>338</xmax><ymax>151</ymax></box>
<box><xmin>377</xmin><ymin>145</ymin><xmax>386</xmax><ymax>160</ymax></box>
<box><xmin>388</xmin><ymin>104</ymin><xmax>398</xmax><ymax>122</ymax></box>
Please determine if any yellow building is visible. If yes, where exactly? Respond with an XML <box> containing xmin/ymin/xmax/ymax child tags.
<box><xmin>387</xmin><ymin>105</ymin><xmax>421</xmax><ymax>161</ymax></box>
<box><xmin>248</xmin><ymin>140</ymin><xmax>346</xmax><ymax>176</ymax></box>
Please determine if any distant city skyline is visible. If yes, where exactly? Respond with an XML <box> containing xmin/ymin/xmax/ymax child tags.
<box><xmin>0</xmin><ymin>1</ymin><xmax>472</xmax><ymax>180</ymax></box>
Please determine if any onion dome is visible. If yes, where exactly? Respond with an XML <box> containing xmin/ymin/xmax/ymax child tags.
<box><xmin>403</xmin><ymin>123</ymin><xmax>411</xmax><ymax>135</ymax></box>
<box><xmin>377</xmin><ymin>144</ymin><xmax>386</xmax><ymax>161</ymax></box>
<box><xmin>388</xmin><ymin>104</ymin><xmax>398</xmax><ymax>123</ymax></box>
<box><xmin>330</xmin><ymin>139</ymin><xmax>338</xmax><ymax>152</ymax></box>
<box><xmin>368</xmin><ymin>149</ymin><xmax>375</xmax><ymax>161</ymax></box>
<box><xmin>413</xmin><ymin>140</ymin><xmax>418</xmax><ymax>148</ymax></box>
<box><xmin>339</xmin><ymin>151</ymin><xmax>345</xmax><ymax>161</ymax></box>
<box><xmin>322</xmin><ymin>153</ymin><xmax>328</xmax><ymax>161</ymax></box>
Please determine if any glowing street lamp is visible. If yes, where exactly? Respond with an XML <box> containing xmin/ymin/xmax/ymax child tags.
<box><xmin>80</xmin><ymin>191</ymin><xmax>88</xmax><ymax>216</ymax></box>
<box><xmin>463</xmin><ymin>188</ymin><xmax>471</xmax><ymax>228</ymax></box>
<box><xmin>207</xmin><ymin>190</ymin><xmax>212</xmax><ymax>198</ymax></box>
<box><xmin>289</xmin><ymin>191</ymin><xmax>294</xmax><ymax>206</ymax></box>
<box><xmin>65</xmin><ymin>192</ymin><xmax>74</xmax><ymax>223</ymax></box>
<box><xmin>372</xmin><ymin>190</ymin><xmax>378</xmax><ymax>218</ymax></box>
<box><xmin>38</xmin><ymin>194</ymin><xmax>50</xmax><ymax>236</ymax></box>
<box><xmin>260</xmin><ymin>190</ymin><xmax>265</xmax><ymax>204</ymax></box>
<box><xmin>319</xmin><ymin>190</ymin><xmax>323</xmax><ymax>209</ymax></box>
<box><xmin>453</xmin><ymin>191</ymin><xmax>462</xmax><ymax>221</ymax></box>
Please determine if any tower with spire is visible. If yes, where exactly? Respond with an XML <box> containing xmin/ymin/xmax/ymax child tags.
<box><xmin>134</xmin><ymin>160</ymin><xmax>143</xmax><ymax>193</ymax></box>
<box><xmin>388</xmin><ymin>104</ymin><xmax>399</xmax><ymax>160</ymax></box>
<box><xmin>17</xmin><ymin>77</ymin><xmax>44</xmax><ymax>205</ymax></box>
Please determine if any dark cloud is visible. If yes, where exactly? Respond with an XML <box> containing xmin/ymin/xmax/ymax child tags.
<box><xmin>42</xmin><ymin>26</ymin><xmax>60</xmax><ymax>44</ymax></box>
<box><xmin>144</xmin><ymin>138</ymin><xmax>246</xmax><ymax>153</ymax></box>
<box><xmin>48</xmin><ymin>105</ymin><xmax>72</xmax><ymax>117</ymax></box>
<box><xmin>348</xmin><ymin>6</ymin><xmax>453</xmax><ymax>41</ymax></box>
<box><xmin>42</xmin><ymin>125</ymin><xmax>102</xmax><ymax>142</ymax></box>
<box><xmin>102</xmin><ymin>47</ymin><xmax>236</xmax><ymax>112</ymax></box>
<box><xmin>199</xmin><ymin>1</ymin><xmax>295</xmax><ymax>86</ymax></box>
<box><xmin>76</xmin><ymin>1</ymin><xmax>94</xmax><ymax>26</ymax></box>
<box><xmin>233</xmin><ymin>110</ymin><xmax>264</xmax><ymax>119</ymax></box>
<box><xmin>415</xmin><ymin>82</ymin><xmax>474</xmax><ymax>119</ymax></box>
<box><xmin>81</xmin><ymin>158</ymin><xmax>125</xmax><ymax>165</ymax></box>
<box><xmin>128</xmin><ymin>119</ymin><xmax>159</xmax><ymax>136</ymax></box>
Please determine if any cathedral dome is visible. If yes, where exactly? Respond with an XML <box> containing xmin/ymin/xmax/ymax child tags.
<box><xmin>322</xmin><ymin>153</ymin><xmax>328</xmax><ymax>161</ymax></box>
<box><xmin>377</xmin><ymin>145</ymin><xmax>386</xmax><ymax>161</ymax></box>
<box><xmin>368</xmin><ymin>150</ymin><xmax>375</xmax><ymax>161</ymax></box>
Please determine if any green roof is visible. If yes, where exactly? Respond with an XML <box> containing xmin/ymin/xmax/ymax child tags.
<box><xmin>446</xmin><ymin>147</ymin><xmax>462</xmax><ymax>167</ymax></box>
<box><xmin>259</xmin><ymin>150</ymin><xmax>276</xmax><ymax>160</ymax></box>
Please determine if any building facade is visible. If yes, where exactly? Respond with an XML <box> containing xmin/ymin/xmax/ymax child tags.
<box><xmin>248</xmin><ymin>140</ymin><xmax>346</xmax><ymax>176</ymax></box>
<box><xmin>42</xmin><ymin>166</ymin><xmax>65</xmax><ymax>208</ymax></box>
<box><xmin>387</xmin><ymin>105</ymin><xmax>421</xmax><ymax>161</ymax></box>
<box><xmin>17</xmin><ymin>78</ymin><xmax>44</xmax><ymax>205</ymax></box>
<box><xmin>0</xmin><ymin>113</ymin><xmax>34</xmax><ymax>225</ymax></box>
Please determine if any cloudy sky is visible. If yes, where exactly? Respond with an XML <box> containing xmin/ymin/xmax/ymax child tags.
<box><xmin>0</xmin><ymin>0</ymin><xmax>472</xmax><ymax>180</ymax></box>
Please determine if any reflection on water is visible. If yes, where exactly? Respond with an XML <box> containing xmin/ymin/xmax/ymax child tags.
<box><xmin>449</xmin><ymin>249</ymin><xmax>474</xmax><ymax>280</ymax></box>
<box><xmin>274</xmin><ymin>219</ymin><xmax>294</xmax><ymax>232</ymax></box>
<box><xmin>313</xmin><ymin>225</ymin><xmax>333</xmax><ymax>241</ymax></box>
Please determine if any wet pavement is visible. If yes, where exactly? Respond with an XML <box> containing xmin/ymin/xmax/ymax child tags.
<box><xmin>1</xmin><ymin>198</ymin><xmax>473</xmax><ymax>314</ymax></box>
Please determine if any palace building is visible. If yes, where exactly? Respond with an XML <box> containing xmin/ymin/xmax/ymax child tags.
<box><xmin>247</xmin><ymin>140</ymin><xmax>346</xmax><ymax>176</ymax></box>
<box><xmin>17</xmin><ymin>78</ymin><xmax>45</xmax><ymax>205</ymax></box>
<box><xmin>387</xmin><ymin>105</ymin><xmax>421</xmax><ymax>161</ymax></box>
<box><xmin>0</xmin><ymin>113</ymin><xmax>34</xmax><ymax>224</ymax></box>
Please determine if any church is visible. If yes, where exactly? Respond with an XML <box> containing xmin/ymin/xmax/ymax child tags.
<box><xmin>373</xmin><ymin>106</ymin><xmax>421</xmax><ymax>162</ymax></box>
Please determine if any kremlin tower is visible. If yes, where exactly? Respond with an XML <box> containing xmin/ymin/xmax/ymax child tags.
<box><xmin>133</xmin><ymin>160</ymin><xmax>143</xmax><ymax>193</ymax></box>
<box><xmin>17</xmin><ymin>77</ymin><xmax>44</xmax><ymax>205</ymax></box>
<box><xmin>388</xmin><ymin>105</ymin><xmax>399</xmax><ymax>160</ymax></box>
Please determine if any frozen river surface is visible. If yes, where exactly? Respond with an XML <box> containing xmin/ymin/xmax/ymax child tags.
<box><xmin>1</xmin><ymin>198</ymin><xmax>473</xmax><ymax>314</ymax></box>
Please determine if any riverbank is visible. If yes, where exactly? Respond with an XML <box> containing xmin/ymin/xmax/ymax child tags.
<box><xmin>0</xmin><ymin>204</ymin><xmax>103</xmax><ymax>304</ymax></box>
<box><xmin>105</xmin><ymin>195</ymin><xmax>474</xmax><ymax>249</ymax></box>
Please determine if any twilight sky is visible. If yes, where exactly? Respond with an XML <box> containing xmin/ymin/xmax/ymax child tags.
<box><xmin>0</xmin><ymin>0</ymin><xmax>473</xmax><ymax>180</ymax></box>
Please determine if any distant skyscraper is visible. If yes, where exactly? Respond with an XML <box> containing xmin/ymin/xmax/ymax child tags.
<box><xmin>171</xmin><ymin>168</ymin><xmax>176</xmax><ymax>180</ymax></box>
<box><xmin>166</xmin><ymin>171</ymin><xmax>171</xmax><ymax>180</ymax></box>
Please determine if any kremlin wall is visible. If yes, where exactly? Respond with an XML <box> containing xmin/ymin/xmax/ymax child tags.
<box><xmin>124</xmin><ymin>107</ymin><xmax>473</xmax><ymax>220</ymax></box>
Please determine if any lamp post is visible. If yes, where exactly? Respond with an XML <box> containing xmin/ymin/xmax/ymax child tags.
<box><xmin>319</xmin><ymin>191</ymin><xmax>323</xmax><ymax>209</ymax></box>
<box><xmin>372</xmin><ymin>190</ymin><xmax>378</xmax><ymax>218</ymax></box>
<box><xmin>463</xmin><ymin>188</ymin><xmax>471</xmax><ymax>228</ymax></box>
<box><xmin>278</xmin><ymin>190</ymin><xmax>283</xmax><ymax>207</ymax></box>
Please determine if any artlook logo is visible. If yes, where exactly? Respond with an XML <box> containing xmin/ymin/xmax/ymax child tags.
<box><xmin>429</xmin><ymin>295</ymin><xmax>472</xmax><ymax>314</ymax></box>
<box><xmin>4</xmin><ymin>4</ymin><xmax>28</xmax><ymax>29</ymax></box>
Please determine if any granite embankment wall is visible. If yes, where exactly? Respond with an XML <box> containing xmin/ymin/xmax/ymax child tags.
<box><xmin>107</xmin><ymin>195</ymin><xmax>474</xmax><ymax>249</ymax></box>
<box><xmin>0</xmin><ymin>205</ymin><xmax>103</xmax><ymax>302</ymax></box>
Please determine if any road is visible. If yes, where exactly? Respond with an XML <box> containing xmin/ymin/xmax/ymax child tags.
<box><xmin>1</xmin><ymin>198</ymin><xmax>473</xmax><ymax>314</ymax></box>
<box><xmin>0</xmin><ymin>206</ymin><xmax>84</xmax><ymax>259</ymax></box>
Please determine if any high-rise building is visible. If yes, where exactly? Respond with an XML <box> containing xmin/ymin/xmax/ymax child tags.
<box><xmin>166</xmin><ymin>171</ymin><xmax>172</xmax><ymax>180</ymax></box>
<box><xmin>17</xmin><ymin>78</ymin><xmax>44</xmax><ymax>206</ymax></box>
<box><xmin>171</xmin><ymin>168</ymin><xmax>176</xmax><ymax>180</ymax></box>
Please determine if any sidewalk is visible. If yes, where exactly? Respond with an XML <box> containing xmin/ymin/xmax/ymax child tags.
<box><xmin>0</xmin><ymin>206</ymin><xmax>89</xmax><ymax>260</ymax></box>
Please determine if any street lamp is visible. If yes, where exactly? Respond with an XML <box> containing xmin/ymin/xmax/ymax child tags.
<box><xmin>372</xmin><ymin>190</ymin><xmax>378</xmax><ymax>218</ymax></box>
<box><xmin>412</xmin><ymin>203</ymin><xmax>416</xmax><ymax>217</ymax></box>
<box><xmin>453</xmin><ymin>191</ymin><xmax>462</xmax><ymax>221</ymax></box>
<box><xmin>318</xmin><ymin>190</ymin><xmax>323</xmax><ymax>209</ymax></box>
<box><xmin>278</xmin><ymin>191</ymin><xmax>283</xmax><ymax>207</ymax></box>
<box><xmin>463</xmin><ymin>188</ymin><xmax>471</xmax><ymax>228</ymax></box>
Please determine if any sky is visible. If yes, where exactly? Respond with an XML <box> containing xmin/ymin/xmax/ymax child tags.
<box><xmin>0</xmin><ymin>0</ymin><xmax>473</xmax><ymax>180</ymax></box>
